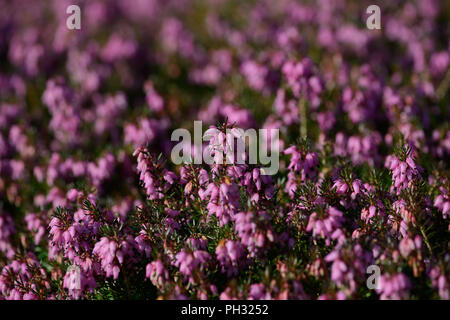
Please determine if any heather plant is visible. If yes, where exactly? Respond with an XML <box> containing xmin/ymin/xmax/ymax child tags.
<box><xmin>0</xmin><ymin>0</ymin><xmax>449</xmax><ymax>300</ymax></box>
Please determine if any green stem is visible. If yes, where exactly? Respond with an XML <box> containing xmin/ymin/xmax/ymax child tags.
<box><xmin>299</xmin><ymin>99</ymin><xmax>307</xmax><ymax>138</ymax></box>
<box><xmin>419</xmin><ymin>225</ymin><xmax>433</xmax><ymax>256</ymax></box>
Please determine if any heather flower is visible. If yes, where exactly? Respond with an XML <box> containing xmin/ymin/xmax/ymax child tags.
<box><xmin>160</xmin><ymin>18</ymin><xmax>196</xmax><ymax>59</ymax></box>
<box><xmin>306</xmin><ymin>206</ymin><xmax>345</xmax><ymax>245</ymax></box>
<box><xmin>24</xmin><ymin>213</ymin><xmax>46</xmax><ymax>245</ymax></box>
<box><xmin>429</xmin><ymin>262</ymin><xmax>450</xmax><ymax>300</ymax></box>
<box><xmin>146</xmin><ymin>259</ymin><xmax>170</xmax><ymax>289</ymax></box>
<box><xmin>432</xmin><ymin>130</ymin><xmax>450</xmax><ymax>158</ymax></box>
<box><xmin>199</xmin><ymin>97</ymin><xmax>256</xmax><ymax>129</ymax></box>
<box><xmin>0</xmin><ymin>0</ymin><xmax>448</xmax><ymax>301</ymax></box>
<box><xmin>333</xmin><ymin>132</ymin><xmax>382</xmax><ymax>166</ymax></box>
<box><xmin>236</xmin><ymin>167</ymin><xmax>275</xmax><ymax>203</ymax></box>
<box><xmin>201</xmin><ymin>181</ymin><xmax>240</xmax><ymax>226</ymax></box>
<box><xmin>0</xmin><ymin>212</ymin><xmax>15</xmax><ymax>259</ymax></box>
<box><xmin>316</xmin><ymin>111</ymin><xmax>335</xmax><ymax>131</ymax></box>
<box><xmin>186</xmin><ymin>237</ymin><xmax>208</xmax><ymax>251</ymax></box>
<box><xmin>125</xmin><ymin>118</ymin><xmax>170</xmax><ymax>149</ymax></box>
<box><xmin>234</xmin><ymin>211</ymin><xmax>276</xmax><ymax>257</ymax></box>
<box><xmin>42</xmin><ymin>78</ymin><xmax>81</xmax><ymax>147</ymax></box>
<box><xmin>93</xmin><ymin>236</ymin><xmax>137</xmax><ymax>280</ymax></box>
<box><xmin>9</xmin><ymin>125</ymin><xmax>34</xmax><ymax>158</ymax></box>
<box><xmin>0</xmin><ymin>254</ymin><xmax>50</xmax><ymax>300</ymax></box>
<box><xmin>134</xmin><ymin>147</ymin><xmax>177</xmax><ymax>200</ymax></box>
<box><xmin>216</xmin><ymin>240</ymin><xmax>246</xmax><ymax>277</ymax></box>
<box><xmin>284</xmin><ymin>145</ymin><xmax>319</xmax><ymax>197</ymax></box>
<box><xmin>399</xmin><ymin>235</ymin><xmax>422</xmax><ymax>258</ymax></box>
<box><xmin>63</xmin><ymin>266</ymin><xmax>97</xmax><ymax>300</ymax></box>
<box><xmin>219</xmin><ymin>286</ymin><xmax>243</xmax><ymax>300</ymax></box>
<box><xmin>101</xmin><ymin>35</ymin><xmax>136</xmax><ymax>62</ymax></box>
<box><xmin>282</xmin><ymin>58</ymin><xmax>323</xmax><ymax>108</ymax></box>
<box><xmin>274</xmin><ymin>89</ymin><xmax>299</xmax><ymax>125</ymax></box>
<box><xmin>190</xmin><ymin>64</ymin><xmax>221</xmax><ymax>85</ymax></box>
<box><xmin>174</xmin><ymin>249</ymin><xmax>211</xmax><ymax>283</ymax></box>
<box><xmin>144</xmin><ymin>81</ymin><xmax>164</xmax><ymax>113</ymax></box>
<box><xmin>333</xmin><ymin>178</ymin><xmax>363</xmax><ymax>200</ymax></box>
<box><xmin>390</xmin><ymin>199</ymin><xmax>413</xmax><ymax>238</ymax></box>
<box><xmin>93</xmin><ymin>93</ymin><xmax>127</xmax><ymax>136</ymax></box>
<box><xmin>87</xmin><ymin>153</ymin><xmax>116</xmax><ymax>188</ymax></box>
<box><xmin>325</xmin><ymin>244</ymin><xmax>373</xmax><ymax>297</ymax></box>
<box><xmin>241</xmin><ymin>60</ymin><xmax>268</xmax><ymax>93</ymax></box>
<box><xmin>48</xmin><ymin>211</ymin><xmax>80</xmax><ymax>260</ymax></box>
<box><xmin>248</xmin><ymin>283</ymin><xmax>271</xmax><ymax>300</ymax></box>
<box><xmin>361</xmin><ymin>204</ymin><xmax>385</xmax><ymax>224</ymax></box>
<box><xmin>135</xmin><ymin>229</ymin><xmax>152</xmax><ymax>258</ymax></box>
<box><xmin>430</xmin><ymin>51</ymin><xmax>449</xmax><ymax>77</ymax></box>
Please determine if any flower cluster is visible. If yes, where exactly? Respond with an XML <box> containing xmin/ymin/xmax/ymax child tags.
<box><xmin>0</xmin><ymin>0</ymin><xmax>448</xmax><ymax>300</ymax></box>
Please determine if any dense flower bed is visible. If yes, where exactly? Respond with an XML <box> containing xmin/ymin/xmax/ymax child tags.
<box><xmin>0</xmin><ymin>0</ymin><xmax>449</xmax><ymax>300</ymax></box>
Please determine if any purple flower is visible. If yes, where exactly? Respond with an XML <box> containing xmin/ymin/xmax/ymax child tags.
<box><xmin>385</xmin><ymin>151</ymin><xmax>421</xmax><ymax>194</ymax></box>
<box><xmin>434</xmin><ymin>187</ymin><xmax>450</xmax><ymax>219</ymax></box>
<box><xmin>376</xmin><ymin>273</ymin><xmax>411</xmax><ymax>300</ymax></box>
